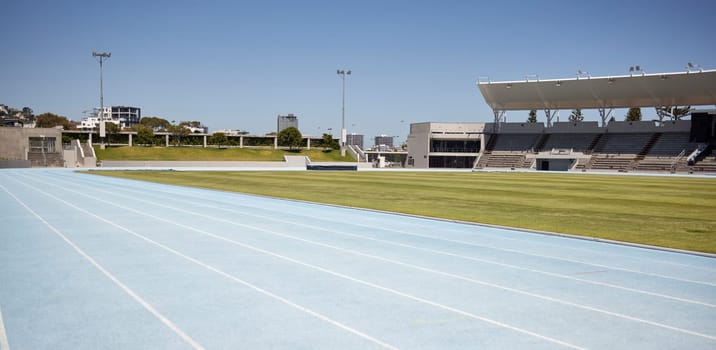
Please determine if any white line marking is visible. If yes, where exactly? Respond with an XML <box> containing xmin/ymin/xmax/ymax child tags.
<box><xmin>77</xmin><ymin>172</ymin><xmax>716</xmax><ymax>286</ymax></box>
<box><xmin>34</xmin><ymin>173</ymin><xmax>716</xmax><ymax>341</ymax></box>
<box><xmin>0</xmin><ymin>306</ymin><xmax>10</xmax><ymax>350</ymax></box>
<box><xmin>4</xmin><ymin>178</ymin><xmax>398</xmax><ymax>350</ymax></box>
<box><xmin>66</xmin><ymin>182</ymin><xmax>716</xmax><ymax>341</ymax></box>
<box><xmin>20</xmin><ymin>175</ymin><xmax>582</xmax><ymax>349</ymax></box>
<box><xmin>0</xmin><ymin>184</ymin><xmax>206</xmax><ymax>350</ymax></box>
<box><xmin>50</xmin><ymin>174</ymin><xmax>715</xmax><ymax>308</ymax></box>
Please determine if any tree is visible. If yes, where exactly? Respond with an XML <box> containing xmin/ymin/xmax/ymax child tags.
<box><xmin>527</xmin><ymin>109</ymin><xmax>537</xmax><ymax>123</ymax></box>
<box><xmin>209</xmin><ymin>132</ymin><xmax>228</xmax><ymax>148</ymax></box>
<box><xmin>140</xmin><ymin>116</ymin><xmax>171</xmax><ymax>131</ymax></box>
<box><xmin>321</xmin><ymin>133</ymin><xmax>338</xmax><ymax>149</ymax></box>
<box><xmin>137</xmin><ymin>125</ymin><xmax>155</xmax><ymax>146</ymax></box>
<box><xmin>568</xmin><ymin>109</ymin><xmax>584</xmax><ymax>122</ymax></box>
<box><xmin>35</xmin><ymin>112</ymin><xmax>75</xmax><ymax>129</ymax></box>
<box><xmin>167</xmin><ymin>124</ymin><xmax>190</xmax><ymax>146</ymax></box>
<box><xmin>625</xmin><ymin>107</ymin><xmax>642</xmax><ymax>121</ymax></box>
<box><xmin>277</xmin><ymin>127</ymin><xmax>302</xmax><ymax>150</ymax></box>
<box><xmin>105</xmin><ymin>122</ymin><xmax>120</xmax><ymax>144</ymax></box>
<box><xmin>656</xmin><ymin>106</ymin><xmax>691</xmax><ymax>123</ymax></box>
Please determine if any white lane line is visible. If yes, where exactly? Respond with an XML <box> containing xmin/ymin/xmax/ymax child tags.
<box><xmin>0</xmin><ymin>184</ymin><xmax>205</xmax><ymax>350</ymax></box>
<box><xmin>53</xmin><ymin>179</ymin><xmax>716</xmax><ymax>341</ymax></box>
<box><xmin>23</xmin><ymin>175</ymin><xmax>582</xmax><ymax>349</ymax></box>
<box><xmin>0</xmin><ymin>306</ymin><xmax>10</xmax><ymax>350</ymax></box>
<box><xmin>49</xmin><ymin>174</ymin><xmax>715</xmax><ymax>308</ymax></box>
<box><xmin>73</xmin><ymin>172</ymin><xmax>716</xmax><ymax>286</ymax></box>
<box><xmin>6</xmin><ymin>178</ymin><xmax>398</xmax><ymax>350</ymax></box>
<box><xmin>162</xmin><ymin>194</ymin><xmax>716</xmax><ymax>308</ymax></box>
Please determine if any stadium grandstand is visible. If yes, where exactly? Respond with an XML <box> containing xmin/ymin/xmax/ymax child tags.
<box><xmin>407</xmin><ymin>69</ymin><xmax>716</xmax><ymax>173</ymax></box>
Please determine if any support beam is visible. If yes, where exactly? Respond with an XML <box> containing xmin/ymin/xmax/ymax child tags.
<box><xmin>544</xmin><ymin>109</ymin><xmax>558</xmax><ymax>128</ymax></box>
<box><xmin>492</xmin><ymin>110</ymin><xmax>505</xmax><ymax>133</ymax></box>
<box><xmin>203</xmin><ymin>135</ymin><xmax>207</xmax><ymax>148</ymax></box>
<box><xmin>128</xmin><ymin>133</ymin><xmax>132</xmax><ymax>147</ymax></box>
<box><xmin>598</xmin><ymin>108</ymin><xmax>614</xmax><ymax>127</ymax></box>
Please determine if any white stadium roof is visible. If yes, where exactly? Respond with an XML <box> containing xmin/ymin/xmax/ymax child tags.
<box><xmin>477</xmin><ymin>70</ymin><xmax>716</xmax><ymax>111</ymax></box>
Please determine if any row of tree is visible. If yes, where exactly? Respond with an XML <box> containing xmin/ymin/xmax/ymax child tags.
<box><xmin>526</xmin><ymin>106</ymin><xmax>691</xmax><ymax>123</ymax></box>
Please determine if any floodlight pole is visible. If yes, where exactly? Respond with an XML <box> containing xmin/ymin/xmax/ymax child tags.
<box><xmin>337</xmin><ymin>69</ymin><xmax>351</xmax><ymax>157</ymax></box>
<box><xmin>93</xmin><ymin>51</ymin><xmax>111</xmax><ymax>147</ymax></box>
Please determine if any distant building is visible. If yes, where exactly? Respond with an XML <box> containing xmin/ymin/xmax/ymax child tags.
<box><xmin>78</xmin><ymin>106</ymin><xmax>141</xmax><ymax>130</ymax></box>
<box><xmin>277</xmin><ymin>113</ymin><xmax>298</xmax><ymax>133</ymax></box>
<box><xmin>374</xmin><ymin>135</ymin><xmax>394</xmax><ymax>149</ymax></box>
<box><xmin>109</xmin><ymin>106</ymin><xmax>141</xmax><ymax>128</ymax></box>
<box><xmin>346</xmin><ymin>133</ymin><xmax>364</xmax><ymax>149</ymax></box>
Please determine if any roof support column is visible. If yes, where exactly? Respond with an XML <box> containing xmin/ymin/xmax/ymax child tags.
<box><xmin>492</xmin><ymin>109</ymin><xmax>505</xmax><ymax>133</ymax></box>
<box><xmin>598</xmin><ymin>108</ymin><xmax>613</xmax><ymax>127</ymax></box>
<box><xmin>544</xmin><ymin>109</ymin><xmax>558</xmax><ymax>128</ymax></box>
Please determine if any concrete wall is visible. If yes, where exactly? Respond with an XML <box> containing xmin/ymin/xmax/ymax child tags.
<box><xmin>0</xmin><ymin>160</ymin><xmax>31</xmax><ymax>168</ymax></box>
<box><xmin>605</xmin><ymin>121</ymin><xmax>659</xmax><ymax>133</ymax></box>
<box><xmin>658</xmin><ymin>120</ymin><xmax>691</xmax><ymax>132</ymax></box>
<box><xmin>407</xmin><ymin>123</ymin><xmax>432</xmax><ymax>168</ymax></box>
<box><xmin>0</xmin><ymin>127</ymin><xmax>62</xmax><ymax>160</ymax></box>
<box><xmin>497</xmin><ymin>122</ymin><xmax>545</xmax><ymax>134</ymax></box>
<box><xmin>550</xmin><ymin>121</ymin><xmax>601</xmax><ymax>133</ymax></box>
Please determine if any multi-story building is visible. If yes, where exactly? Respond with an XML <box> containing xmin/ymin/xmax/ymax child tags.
<box><xmin>374</xmin><ymin>135</ymin><xmax>394</xmax><ymax>149</ymax></box>
<box><xmin>346</xmin><ymin>133</ymin><xmax>364</xmax><ymax>149</ymax></box>
<box><xmin>277</xmin><ymin>113</ymin><xmax>298</xmax><ymax>133</ymax></box>
<box><xmin>406</xmin><ymin>122</ymin><xmax>485</xmax><ymax>168</ymax></box>
<box><xmin>78</xmin><ymin>106</ymin><xmax>141</xmax><ymax>130</ymax></box>
<box><xmin>108</xmin><ymin>106</ymin><xmax>141</xmax><ymax>128</ymax></box>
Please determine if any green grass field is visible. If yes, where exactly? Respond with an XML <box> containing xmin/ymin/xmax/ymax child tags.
<box><xmin>91</xmin><ymin>170</ymin><xmax>716</xmax><ymax>254</ymax></box>
<box><xmin>94</xmin><ymin>146</ymin><xmax>354</xmax><ymax>162</ymax></box>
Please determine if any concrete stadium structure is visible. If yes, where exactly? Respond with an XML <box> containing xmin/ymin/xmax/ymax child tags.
<box><xmin>406</xmin><ymin>69</ymin><xmax>716</xmax><ymax>173</ymax></box>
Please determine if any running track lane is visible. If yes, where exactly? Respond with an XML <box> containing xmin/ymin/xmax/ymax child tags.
<box><xmin>0</xmin><ymin>169</ymin><xmax>714</xmax><ymax>349</ymax></box>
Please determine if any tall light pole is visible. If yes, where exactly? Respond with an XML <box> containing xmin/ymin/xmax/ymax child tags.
<box><xmin>93</xmin><ymin>51</ymin><xmax>111</xmax><ymax>146</ymax></box>
<box><xmin>337</xmin><ymin>69</ymin><xmax>351</xmax><ymax>156</ymax></box>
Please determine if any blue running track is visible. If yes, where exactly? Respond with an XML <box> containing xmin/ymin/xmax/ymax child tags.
<box><xmin>0</xmin><ymin>169</ymin><xmax>714</xmax><ymax>349</ymax></box>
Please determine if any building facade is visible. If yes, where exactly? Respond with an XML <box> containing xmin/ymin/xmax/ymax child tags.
<box><xmin>277</xmin><ymin>114</ymin><xmax>299</xmax><ymax>133</ymax></box>
<box><xmin>78</xmin><ymin>106</ymin><xmax>141</xmax><ymax>131</ymax></box>
<box><xmin>374</xmin><ymin>135</ymin><xmax>394</xmax><ymax>149</ymax></box>
<box><xmin>406</xmin><ymin>122</ymin><xmax>486</xmax><ymax>168</ymax></box>
<box><xmin>346</xmin><ymin>133</ymin><xmax>364</xmax><ymax>149</ymax></box>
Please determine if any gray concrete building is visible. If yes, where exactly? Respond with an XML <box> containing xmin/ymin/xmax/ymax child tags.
<box><xmin>277</xmin><ymin>114</ymin><xmax>299</xmax><ymax>133</ymax></box>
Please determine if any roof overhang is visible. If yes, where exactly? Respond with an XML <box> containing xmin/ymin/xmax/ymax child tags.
<box><xmin>477</xmin><ymin>70</ymin><xmax>716</xmax><ymax>111</ymax></box>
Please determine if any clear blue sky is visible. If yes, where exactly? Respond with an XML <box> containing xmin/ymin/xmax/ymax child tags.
<box><xmin>2</xmin><ymin>0</ymin><xmax>715</xmax><ymax>143</ymax></box>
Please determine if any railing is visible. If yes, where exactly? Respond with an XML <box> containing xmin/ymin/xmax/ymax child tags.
<box><xmin>687</xmin><ymin>144</ymin><xmax>707</xmax><ymax>165</ymax></box>
<box><xmin>671</xmin><ymin>149</ymin><xmax>686</xmax><ymax>171</ymax></box>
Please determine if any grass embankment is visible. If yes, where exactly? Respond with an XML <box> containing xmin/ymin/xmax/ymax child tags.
<box><xmin>92</xmin><ymin>171</ymin><xmax>716</xmax><ymax>254</ymax></box>
<box><xmin>94</xmin><ymin>146</ymin><xmax>353</xmax><ymax>162</ymax></box>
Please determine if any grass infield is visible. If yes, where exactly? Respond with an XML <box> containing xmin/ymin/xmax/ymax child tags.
<box><xmin>94</xmin><ymin>146</ymin><xmax>354</xmax><ymax>162</ymax></box>
<box><xmin>92</xmin><ymin>171</ymin><xmax>716</xmax><ymax>254</ymax></box>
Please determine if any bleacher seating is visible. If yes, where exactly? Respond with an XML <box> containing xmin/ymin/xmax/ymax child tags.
<box><xmin>478</xmin><ymin>152</ymin><xmax>532</xmax><ymax>169</ymax></box>
<box><xmin>540</xmin><ymin>133</ymin><xmax>600</xmax><ymax>153</ymax></box>
<box><xmin>635</xmin><ymin>157</ymin><xmax>685</xmax><ymax>172</ymax></box>
<box><xmin>27</xmin><ymin>152</ymin><xmax>64</xmax><ymax>167</ymax></box>
<box><xmin>592</xmin><ymin>133</ymin><xmax>654</xmax><ymax>155</ymax></box>
<box><xmin>491</xmin><ymin>134</ymin><xmax>540</xmax><ymax>152</ymax></box>
<box><xmin>692</xmin><ymin>152</ymin><xmax>716</xmax><ymax>172</ymax></box>
<box><xmin>646</xmin><ymin>132</ymin><xmax>698</xmax><ymax>157</ymax></box>
<box><xmin>589</xmin><ymin>155</ymin><xmax>634</xmax><ymax>171</ymax></box>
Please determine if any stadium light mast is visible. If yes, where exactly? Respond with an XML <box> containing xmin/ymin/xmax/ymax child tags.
<box><xmin>337</xmin><ymin>69</ymin><xmax>351</xmax><ymax>157</ymax></box>
<box><xmin>92</xmin><ymin>51</ymin><xmax>111</xmax><ymax>147</ymax></box>
<box><xmin>92</xmin><ymin>51</ymin><xmax>111</xmax><ymax>120</ymax></box>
